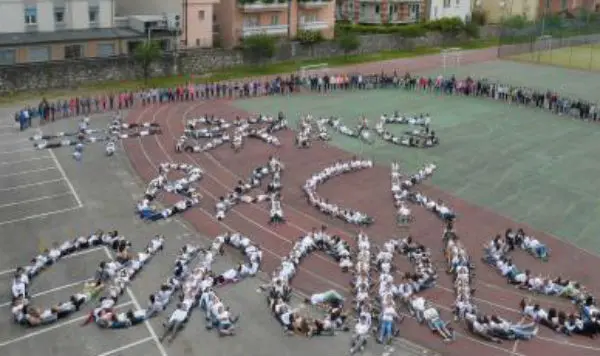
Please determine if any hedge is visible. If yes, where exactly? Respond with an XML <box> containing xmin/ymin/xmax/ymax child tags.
<box><xmin>335</xmin><ymin>17</ymin><xmax>470</xmax><ymax>38</ymax></box>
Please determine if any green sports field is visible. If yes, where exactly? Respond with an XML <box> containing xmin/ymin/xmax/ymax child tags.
<box><xmin>509</xmin><ymin>44</ymin><xmax>600</xmax><ymax>72</ymax></box>
<box><xmin>234</xmin><ymin>61</ymin><xmax>600</xmax><ymax>253</ymax></box>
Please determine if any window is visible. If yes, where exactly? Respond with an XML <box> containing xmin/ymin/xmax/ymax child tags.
<box><xmin>375</xmin><ymin>4</ymin><xmax>380</xmax><ymax>13</ymax></box>
<box><xmin>54</xmin><ymin>6</ymin><xmax>65</xmax><ymax>25</ymax></box>
<box><xmin>24</xmin><ymin>6</ymin><xmax>38</xmax><ymax>25</ymax></box>
<box><xmin>196</xmin><ymin>38</ymin><xmax>201</xmax><ymax>46</ymax></box>
<box><xmin>89</xmin><ymin>5</ymin><xmax>99</xmax><ymax>24</ymax></box>
<box><xmin>456</xmin><ymin>0</ymin><xmax>460</xmax><ymax>5</ymax></box>
<box><xmin>270</xmin><ymin>15</ymin><xmax>279</xmax><ymax>25</ymax></box>
<box><xmin>561</xmin><ymin>0</ymin><xmax>567</xmax><ymax>9</ymax></box>
<box><xmin>243</xmin><ymin>15</ymin><xmax>259</xmax><ymax>27</ymax></box>
<box><xmin>97</xmin><ymin>43</ymin><xmax>115</xmax><ymax>57</ymax></box>
<box><xmin>27</xmin><ymin>46</ymin><xmax>49</xmax><ymax>62</ymax></box>
<box><xmin>0</xmin><ymin>49</ymin><xmax>16</xmax><ymax>65</ymax></box>
<box><xmin>64</xmin><ymin>44</ymin><xmax>83</xmax><ymax>59</ymax></box>
<box><xmin>300</xmin><ymin>14</ymin><xmax>317</xmax><ymax>23</ymax></box>
<box><xmin>408</xmin><ymin>4</ymin><xmax>420</xmax><ymax>19</ymax></box>
<box><xmin>443</xmin><ymin>0</ymin><xmax>451</xmax><ymax>8</ymax></box>
<box><xmin>198</xmin><ymin>10</ymin><xmax>205</xmax><ymax>20</ymax></box>
<box><xmin>545</xmin><ymin>0</ymin><xmax>551</xmax><ymax>9</ymax></box>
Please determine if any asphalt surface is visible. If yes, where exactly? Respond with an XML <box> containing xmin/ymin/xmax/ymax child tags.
<box><xmin>0</xmin><ymin>109</ymin><xmax>434</xmax><ymax>356</ymax></box>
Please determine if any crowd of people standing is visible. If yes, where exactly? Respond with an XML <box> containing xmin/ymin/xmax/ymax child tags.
<box><xmin>16</xmin><ymin>69</ymin><xmax>597</xmax><ymax>131</ymax></box>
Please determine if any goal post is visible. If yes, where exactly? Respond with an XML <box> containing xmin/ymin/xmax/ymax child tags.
<box><xmin>440</xmin><ymin>48</ymin><xmax>462</xmax><ymax>72</ymax></box>
<box><xmin>298</xmin><ymin>63</ymin><xmax>329</xmax><ymax>80</ymax></box>
<box><xmin>535</xmin><ymin>35</ymin><xmax>553</xmax><ymax>62</ymax></box>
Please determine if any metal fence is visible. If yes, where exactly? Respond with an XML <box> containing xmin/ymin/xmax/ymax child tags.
<box><xmin>497</xmin><ymin>15</ymin><xmax>600</xmax><ymax>71</ymax></box>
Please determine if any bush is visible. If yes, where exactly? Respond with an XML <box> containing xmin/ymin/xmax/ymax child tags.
<box><xmin>335</xmin><ymin>17</ymin><xmax>479</xmax><ymax>38</ymax></box>
<box><xmin>337</xmin><ymin>32</ymin><xmax>360</xmax><ymax>55</ymax></box>
<box><xmin>242</xmin><ymin>34</ymin><xmax>277</xmax><ymax>64</ymax></box>
<box><xmin>502</xmin><ymin>15</ymin><xmax>529</xmax><ymax>29</ymax></box>
<box><xmin>296</xmin><ymin>30</ymin><xmax>324</xmax><ymax>45</ymax></box>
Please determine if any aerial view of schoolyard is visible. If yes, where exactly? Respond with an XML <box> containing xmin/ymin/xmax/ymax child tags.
<box><xmin>2</xmin><ymin>27</ymin><xmax>600</xmax><ymax>356</ymax></box>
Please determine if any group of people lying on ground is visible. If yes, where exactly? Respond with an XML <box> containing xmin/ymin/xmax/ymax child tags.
<box><xmin>376</xmin><ymin>112</ymin><xmax>439</xmax><ymax>148</ymax></box>
<box><xmin>353</xmin><ymin>232</ymin><xmax>450</xmax><ymax>347</ymax></box>
<box><xmin>31</xmin><ymin>114</ymin><xmax>161</xmax><ymax>158</ymax></box>
<box><xmin>390</xmin><ymin>162</ymin><xmax>438</xmax><ymax>225</ymax></box>
<box><xmin>438</xmin><ymin>223</ymin><xmax>540</xmax><ymax>343</ymax></box>
<box><xmin>214</xmin><ymin>156</ymin><xmax>285</xmax><ymax>223</ymax></box>
<box><xmin>295</xmin><ymin>114</ymin><xmax>331</xmax><ymax>148</ymax></box>
<box><xmin>518</xmin><ymin>297</ymin><xmax>600</xmax><ymax>338</ymax></box>
<box><xmin>176</xmin><ymin>113</ymin><xmax>286</xmax><ymax>153</ymax></box>
<box><xmin>443</xmin><ymin>224</ymin><xmax>477</xmax><ymax>322</ymax></box>
<box><xmin>303</xmin><ymin>159</ymin><xmax>375</xmax><ymax>225</ymax></box>
<box><xmin>261</xmin><ymin>225</ymin><xmax>353</xmax><ymax>337</ymax></box>
<box><xmin>322</xmin><ymin>116</ymin><xmax>375</xmax><ymax>144</ymax></box>
<box><xmin>137</xmin><ymin>163</ymin><xmax>203</xmax><ymax>221</ymax></box>
<box><xmin>11</xmin><ymin>231</ymin><xmax>164</xmax><ymax>327</ymax></box>
<box><xmin>157</xmin><ymin>232</ymin><xmax>262</xmax><ymax>342</ymax></box>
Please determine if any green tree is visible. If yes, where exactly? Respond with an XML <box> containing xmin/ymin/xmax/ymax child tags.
<box><xmin>296</xmin><ymin>30</ymin><xmax>324</xmax><ymax>56</ymax></box>
<box><xmin>134</xmin><ymin>40</ymin><xmax>162</xmax><ymax>85</ymax></box>
<box><xmin>242</xmin><ymin>34</ymin><xmax>277</xmax><ymax>65</ymax></box>
<box><xmin>337</xmin><ymin>32</ymin><xmax>360</xmax><ymax>56</ymax></box>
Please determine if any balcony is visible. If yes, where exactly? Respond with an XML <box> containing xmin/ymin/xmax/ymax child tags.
<box><xmin>298</xmin><ymin>0</ymin><xmax>331</xmax><ymax>8</ymax></box>
<box><xmin>237</xmin><ymin>0</ymin><xmax>289</xmax><ymax>12</ymax></box>
<box><xmin>242</xmin><ymin>24</ymin><xmax>289</xmax><ymax>37</ymax></box>
<box><xmin>299</xmin><ymin>21</ymin><xmax>329</xmax><ymax>30</ymax></box>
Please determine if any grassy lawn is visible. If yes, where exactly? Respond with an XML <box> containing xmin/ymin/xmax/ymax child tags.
<box><xmin>0</xmin><ymin>39</ymin><xmax>499</xmax><ymax>107</ymax></box>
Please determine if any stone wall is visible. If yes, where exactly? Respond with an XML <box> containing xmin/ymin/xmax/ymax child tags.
<box><xmin>0</xmin><ymin>26</ymin><xmax>595</xmax><ymax>93</ymax></box>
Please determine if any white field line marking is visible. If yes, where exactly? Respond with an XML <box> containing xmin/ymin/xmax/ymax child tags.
<box><xmin>0</xmin><ymin>178</ymin><xmax>64</xmax><ymax>192</ymax></box>
<box><xmin>102</xmin><ymin>247</ymin><xmax>168</xmax><ymax>356</ymax></box>
<box><xmin>96</xmin><ymin>337</ymin><xmax>154</xmax><ymax>356</ymax></box>
<box><xmin>0</xmin><ymin>167</ymin><xmax>57</xmax><ymax>178</ymax></box>
<box><xmin>0</xmin><ymin>278</ymin><xmax>92</xmax><ymax>308</ymax></box>
<box><xmin>0</xmin><ymin>192</ymin><xmax>72</xmax><ymax>209</ymax></box>
<box><xmin>0</xmin><ymin>148</ymin><xmax>35</xmax><ymax>155</ymax></box>
<box><xmin>0</xmin><ymin>205</ymin><xmax>82</xmax><ymax>227</ymax></box>
<box><xmin>49</xmin><ymin>148</ymin><xmax>83</xmax><ymax>208</ymax></box>
<box><xmin>0</xmin><ymin>156</ymin><xmax>51</xmax><ymax>166</ymax></box>
<box><xmin>0</xmin><ymin>301</ymin><xmax>134</xmax><ymax>348</ymax></box>
<box><xmin>0</xmin><ymin>246</ymin><xmax>102</xmax><ymax>276</ymax></box>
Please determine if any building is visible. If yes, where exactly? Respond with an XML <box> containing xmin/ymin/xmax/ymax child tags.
<box><xmin>477</xmin><ymin>0</ymin><xmax>598</xmax><ymax>24</ymax></box>
<box><xmin>335</xmin><ymin>0</ymin><xmax>426</xmax><ymax>24</ymax></box>
<box><xmin>214</xmin><ymin>0</ymin><xmax>336</xmax><ymax>49</ymax></box>
<box><xmin>474</xmin><ymin>0</ymin><xmax>537</xmax><ymax>22</ymax></box>
<box><xmin>429</xmin><ymin>0</ymin><xmax>472</xmax><ymax>21</ymax></box>
<box><xmin>0</xmin><ymin>0</ymin><xmax>151</xmax><ymax>64</ymax></box>
<box><xmin>115</xmin><ymin>0</ymin><xmax>219</xmax><ymax>48</ymax></box>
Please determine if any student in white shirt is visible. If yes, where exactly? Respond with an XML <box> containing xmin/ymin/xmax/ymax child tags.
<box><xmin>350</xmin><ymin>315</ymin><xmax>370</xmax><ymax>355</ymax></box>
<box><xmin>159</xmin><ymin>303</ymin><xmax>188</xmax><ymax>343</ymax></box>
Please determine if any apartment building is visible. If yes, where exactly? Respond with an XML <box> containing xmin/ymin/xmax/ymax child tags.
<box><xmin>429</xmin><ymin>0</ymin><xmax>472</xmax><ymax>21</ymax></box>
<box><xmin>214</xmin><ymin>0</ymin><xmax>336</xmax><ymax>49</ymax></box>
<box><xmin>0</xmin><ymin>0</ymin><xmax>146</xmax><ymax>64</ymax></box>
<box><xmin>116</xmin><ymin>0</ymin><xmax>219</xmax><ymax>48</ymax></box>
<box><xmin>335</xmin><ymin>0</ymin><xmax>426</xmax><ymax>24</ymax></box>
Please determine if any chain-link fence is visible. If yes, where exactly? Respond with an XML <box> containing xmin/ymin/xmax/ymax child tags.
<box><xmin>497</xmin><ymin>13</ymin><xmax>600</xmax><ymax>71</ymax></box>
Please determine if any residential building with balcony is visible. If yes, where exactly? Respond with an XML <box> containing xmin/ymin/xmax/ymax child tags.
<box><xmin>335</xmin><ymin>0</ymin><xmax>426</xmax><ymax>24</ymax></box>
<box><xmin>214</xmin><ymin>0</ymin><xmax>335</xmax><ymax>49</ymax></box>
<box><xmin>0</xmin><ymin>0</ymin><xmax>151</xmax><ymax>64</ymax></box>
<box><xmin>429</xmin><ymin>0</ymin><xmax>472</xmax><ymax>21</ymax></box>
<box><xmin>115</xmin><ymin>0</ymin><xmax>218</xmax><ymax>48</ymax></box>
